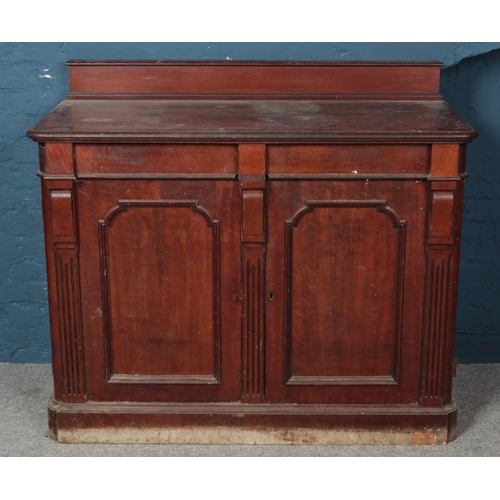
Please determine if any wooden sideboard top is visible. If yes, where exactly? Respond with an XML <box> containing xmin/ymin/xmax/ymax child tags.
<box><xmin>27</xmin><ymin>61</ymin><xmax>477</xmax><ymax>144</ymax></box>
<box><xmin>27</xmin><ymin>99</ymin><xmax>477</xmax><ymax>144</ymax></box>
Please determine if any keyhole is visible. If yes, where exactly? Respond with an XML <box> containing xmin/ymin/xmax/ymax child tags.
<box><xmin>269</xmin><ymin>292</ymin><xmax>274</xmax><ymax>300</ymax></box>
<box><xmin>233</xmin><ymin>293</ymin><xmax>238</xmax><ymax>300</ymax></box>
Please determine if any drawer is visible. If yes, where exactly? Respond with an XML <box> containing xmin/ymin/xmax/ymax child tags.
<box><xmin>75</xmin><ymin>144</ymin><xmax>238</xmax><ymax>176</ymax></box>
<box><xmin>267</xmin><ymin>145</ymin><xmax>430</xmax><ymax>175</ymax></box>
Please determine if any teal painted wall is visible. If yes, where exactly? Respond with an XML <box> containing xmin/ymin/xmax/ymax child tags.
<box><xmin>1</xmin><ymin>42</ymin><xmax>499</xmax><ymax>363</ymax></box>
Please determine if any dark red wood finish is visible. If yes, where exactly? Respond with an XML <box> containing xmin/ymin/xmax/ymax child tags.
<box><xmin>28</xmin><ymin>100</ymin><xmax>475</xmax><ymax>144</ymax></box>
<box><xmin>28</xmin><ymin>61</ymin><xmax>476</xmax><ymax>444</ymax></box>
<box><xmin>77</xmin><ymin>180</ymin><xmax>241</xmax><ymax>402</ymax></box>
<box><xmin>66</xmin><ymin>60</ymin><xmax>442</xmax><ymax>99</ymax></box>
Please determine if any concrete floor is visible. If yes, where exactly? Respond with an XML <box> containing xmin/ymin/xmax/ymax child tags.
<box><xmin>0</xmin><ymin>362</ymin><xmax>499</xmax><ymax>456</ymax></box>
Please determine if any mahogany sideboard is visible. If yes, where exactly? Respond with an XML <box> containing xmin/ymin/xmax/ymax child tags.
<box><xmin>27</xmin><ymin>61</ymin><xmax>477</xmax><ymax>444</ymax></box>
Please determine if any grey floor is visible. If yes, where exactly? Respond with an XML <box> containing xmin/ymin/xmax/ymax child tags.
<box><xmin>0</xmin><ymin>362</ymin><xmax>499</xmax><ymax>456</ymax></box>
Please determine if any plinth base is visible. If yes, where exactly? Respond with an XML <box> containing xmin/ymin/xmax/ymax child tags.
<box><xmin>48</xmin><ymin>397</ymin><xmax>457</xmax><ymax>445</ymax></box>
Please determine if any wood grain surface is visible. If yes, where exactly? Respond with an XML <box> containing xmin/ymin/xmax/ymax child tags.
<box><xmin>28</xmin><ymin>100</ymin><xmax>476</xmax><ymax>143</ymax></box>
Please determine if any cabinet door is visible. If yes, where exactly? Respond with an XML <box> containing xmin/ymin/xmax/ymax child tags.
<box><xmin>77</xmin><ymin>180</ymin><xmax>241</xmax><ymax>402</ymax></box>
<box><xmin>266</xmin><ymin>180</ymin><xmax>426</xmax><ymax>404</ymax></box>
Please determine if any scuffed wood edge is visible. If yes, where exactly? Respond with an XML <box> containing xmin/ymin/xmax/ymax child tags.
<box><xmin>56</xmin><ymin>426</ymin><xmax>450</xmax><ymax>445</ymax></box>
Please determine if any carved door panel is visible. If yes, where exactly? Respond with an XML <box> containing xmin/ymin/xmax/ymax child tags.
<box><xmin>266</xmin><ymin>180</ymin><xmax>427</xmax><ymax>404</ymax></box>
<box><xmin>76</xmin><ymin>180</ymin><xmax>241</xmax><ymax>402</ymax></box>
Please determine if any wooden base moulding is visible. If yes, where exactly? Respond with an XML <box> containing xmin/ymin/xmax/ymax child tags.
<box><xmin>48</xmin><ymin>398</ymin><xmax>457</xmax><ymax>445</ymax></box>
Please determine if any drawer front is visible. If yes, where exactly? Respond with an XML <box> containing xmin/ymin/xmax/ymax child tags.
<box><xmin>75</xmin><ymin>144</ymin><xmax>238</xmax><ymax>176</ymax></box>
<box><xmin>267</xmin><ymin>145</ymin><xmax>430</xmax><ymax>175</ymax></box>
